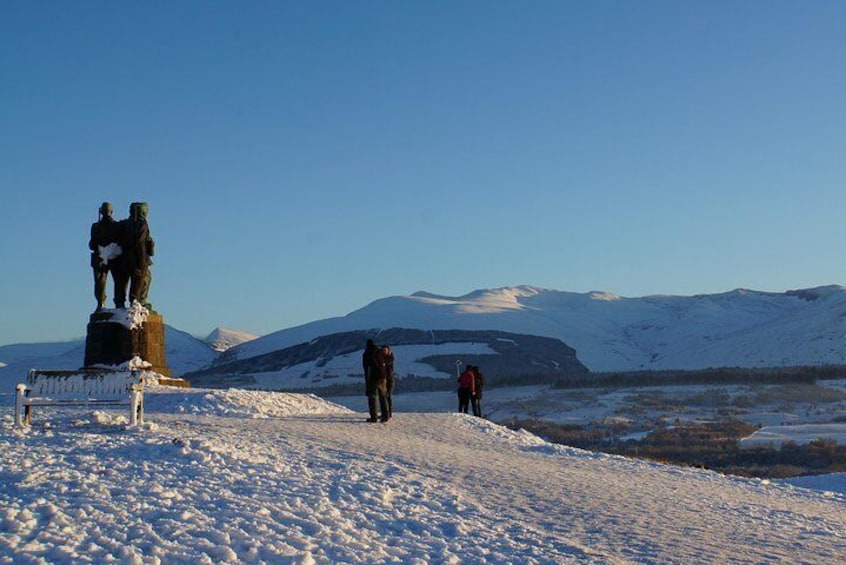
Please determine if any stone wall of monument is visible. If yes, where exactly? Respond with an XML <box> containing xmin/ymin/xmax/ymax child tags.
<box><xmin>84</xmin><ymin>311</ymin><xmax>171</xmax><ymax>377</ymax></box>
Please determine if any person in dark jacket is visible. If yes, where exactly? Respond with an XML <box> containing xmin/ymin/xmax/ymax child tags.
<box><xmin>362</xmin><ymin>339</ymin><xmax>389</xmax><ymax>422</ymax></box>
<box><xmin>457</xmin><ymin>365</ymin><xmax>476</xmax><ymax>414</ymax></box>
<box><xmin>382</xmin><ymin>344</ymin><xmax>395</xmax><ymax>419</ymax></box>
<box><xmin>88</xmin><ymin>202</ymin><xmax>126</xmax><ymax>310</ymax></box>
<box><xmin>471</xmin><ymin>365</ymin><xmax>485</xmax><ymax>417</ymax></box>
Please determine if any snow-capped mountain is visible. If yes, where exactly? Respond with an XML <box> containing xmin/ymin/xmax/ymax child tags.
<box><xmin>4</xmin><ymin>285</ymin><xmax>846</xmax><ymax>389</ymax></box>
<box><xmin>223</xmin><ymin>285</ymin><xmax>846</xmax><ymax>372</ymax></box>
<box><xmin>203</xmin><ymin>327</ymin><xmax>259</xmax><ymax>352</ymax></box>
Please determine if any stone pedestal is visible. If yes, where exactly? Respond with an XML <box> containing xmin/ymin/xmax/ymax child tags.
<box><xmin>84</xmin><ymin>310</ymin><xmax>171</xmax><ymax>377</ymax></box>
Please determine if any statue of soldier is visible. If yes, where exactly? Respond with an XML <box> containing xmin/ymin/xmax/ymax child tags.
<box><xmin>88</xmin><ymin>202</ymin><xmax>126</xmax><ymax>310</ymax></box>
<box><xmin>123</xmin><ymin>201</ymin><xmax>155</xmax><ymax>308</ymax></box>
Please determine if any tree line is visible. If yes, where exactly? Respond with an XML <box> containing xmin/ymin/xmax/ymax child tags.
<box><xmin>553</xmin><ymin>364</ymin><xmax>846</xmax><ymax>389</ymax></box>
<box><xmin>508</xmin><ymin>418</ymin><xmax>846</xmax><ymax>479</ymax></box>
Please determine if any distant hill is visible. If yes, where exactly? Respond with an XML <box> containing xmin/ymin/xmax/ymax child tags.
<box><xmin>184</xmin><ymin>328</ymin><xmax>589</xmax><ymax>390</ymax></box>
<box><xmin>203</xmin><ymin>327</ymin><xmax>259</xmax><ymax>352</ymax></box>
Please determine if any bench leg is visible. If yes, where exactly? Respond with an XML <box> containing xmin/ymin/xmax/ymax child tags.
<box><xmin>14</xmin><ymin>385</ymin><xmax>28</xmax><ymax>428</ymax></box>
<box><xmin>130</xmin><ymin>389</ymin><xmax>144</xmax><ymax>427</ymax></box>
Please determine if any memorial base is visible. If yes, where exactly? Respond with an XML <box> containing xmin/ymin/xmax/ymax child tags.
<box><xmin>84</xmin><ymin>310</ymin><xmax>171</xmax><ymax>377</ymax></box>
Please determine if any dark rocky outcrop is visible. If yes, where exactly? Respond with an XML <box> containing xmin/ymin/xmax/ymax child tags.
<box><xmin>183</xmin><ymin>328</ymin><xmax>589</xmax><ymax>389</ymax></box>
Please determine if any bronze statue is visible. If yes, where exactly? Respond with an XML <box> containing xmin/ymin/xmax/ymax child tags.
<box><xmin>88</xmin><ymin>202</ymin><xmax>126</xmax><ymax>310</ymax></box>
<box><xmin>88</xmin><ymin>201</ymin><xmax>157</xmax><ymax>311</ymax></box>
<box><xmin>124</xmin><ymin>202</ymin><xmax>155</xmax><ymax>309</ymax></box>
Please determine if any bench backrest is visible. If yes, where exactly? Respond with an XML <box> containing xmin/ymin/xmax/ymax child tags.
<box><xmin>27</xmin><ymin>369</ymin><xmax>143</xmax><ymax>400</ymax></box>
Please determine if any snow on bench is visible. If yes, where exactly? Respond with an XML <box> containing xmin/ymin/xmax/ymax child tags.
<box><xmin>15</xmin><ymin>369</ymin><xmax>145</xmax><ymax>428</ymax></box>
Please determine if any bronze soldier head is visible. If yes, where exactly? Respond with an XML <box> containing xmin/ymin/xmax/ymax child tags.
<box><xmin>129</xmin><ymin>202</ymin><xmax>148</xmax><ymax>221</ymax></box>
<box><xmin>99</xmin><ymin>202</ymin><xmax>113</xmax><ymax>219</ymax></box>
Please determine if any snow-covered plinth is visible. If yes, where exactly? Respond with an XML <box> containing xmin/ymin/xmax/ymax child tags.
<box><xmin>83</xmin><ymin>305</ymin><xmax>170</xmax><ymax>376</ymax></box>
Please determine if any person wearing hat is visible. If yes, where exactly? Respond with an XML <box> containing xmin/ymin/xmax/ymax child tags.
<box><xmin>88</xmin><ymin>201</ymin><xmax>126</xmax><ymax>310</ymax></box>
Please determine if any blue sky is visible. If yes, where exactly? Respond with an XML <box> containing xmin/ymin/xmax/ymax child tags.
<box><xmin>2</xmin><ymin>1</ymin><xmax>845</xmax><ymax>345</ymax></box>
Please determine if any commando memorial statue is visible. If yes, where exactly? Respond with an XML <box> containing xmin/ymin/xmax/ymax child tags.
<box><xmin>88</xmin><ymin>201</ymin><xmax>155</xmax><ymax>311</ymax></box>
<box><xmin>84</xmin><ymin>201</ymin><xmax>171</xmax><ymax>377</ymax></box>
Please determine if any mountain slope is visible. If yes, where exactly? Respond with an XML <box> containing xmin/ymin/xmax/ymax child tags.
<box><xmin>224</xmin><ymin>285</ymin><xmax>846</xmax><ymax>371</ymax></box>
<box><xmin>0</xmin><ymin>326</ymin><xmax>218</xmax><ymax>388</ymax></box>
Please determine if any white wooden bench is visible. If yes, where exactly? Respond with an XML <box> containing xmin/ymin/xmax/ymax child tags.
<box><xmin>15</xmin><ymin>369</ymin><xmax>145</xmax><ymax>428</ymax></box>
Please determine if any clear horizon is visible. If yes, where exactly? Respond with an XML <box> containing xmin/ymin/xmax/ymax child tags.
<box><xmin>2</xmin><ymin>1</ymin><xmax>844</xmax><ymax>345</ymax></box>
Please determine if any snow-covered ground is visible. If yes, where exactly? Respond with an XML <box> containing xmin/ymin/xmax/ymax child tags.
<box><xmin>2</xmin><ymin>387</ymin><xmax>845</xmax><ymax>564</ymax></box>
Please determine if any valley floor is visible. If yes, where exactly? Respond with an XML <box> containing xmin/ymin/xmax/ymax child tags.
<box><xmin>1</xmin><ymin>387</ymin><xmax>845</xmax><ymax>564</ymax></box>
<box><xmin>329</xmin><ymin>379</ymin><xmax>846</xmax><ymax>445</ymax></box>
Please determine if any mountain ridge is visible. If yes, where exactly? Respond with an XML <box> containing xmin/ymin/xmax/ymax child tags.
<box><xmin>225</xmin><ymin>284</ymin><xmax>846</xmax><ymax>372</ymax></box>
<box><xmin>3</xmin><ymin>285</ymin><xmax>846</xmax><ymax>386</ymax></box>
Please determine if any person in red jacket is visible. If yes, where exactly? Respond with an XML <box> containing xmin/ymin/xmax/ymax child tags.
<box><xmin>457</xmin><ymin>365</ymin><xmax>476</xmax><ymax>414</ymax></box>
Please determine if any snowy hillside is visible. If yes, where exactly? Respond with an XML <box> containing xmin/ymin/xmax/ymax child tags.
<box><xmin>226</xmin><ymin>285</ymin><xmax>846</xmax><ymax>371</ymax></box>
<box><xmin>0</xmin><ymin>326</ymin><xmax>218</xmax><ymax>389</ymax></box>
<box><xmin>203</xmin><ymin>327</ymin><xmax>259</xmax><ymax>352</ymax></box>
<box><xmin>0</xmin><ymin>340</ymin><xmax>85</xmax><ymax>390</ymax></box>
<box><xmin>0</xmin><ymin>340</ymin><xmax>85</xmax><ymax>367</ymax></box>
<box><xmin>1</xmin><ymin>388</ymin><xmax>844</xmax><ymax>564</ymax></box>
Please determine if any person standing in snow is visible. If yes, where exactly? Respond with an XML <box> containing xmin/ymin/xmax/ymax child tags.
<box><xmin>382</xmin><ymin>344</ymin><xmax>395</xmax><ymax>419</ymax></box>
<box><xmin>457</xmin><ymin>365</ymin><xmax>476</xmax><ymax>414</ymax></box>
<box><xmin>471</xmin><ymin>365</ymin><xmax>485</xmax><ymax>417</ymax></box>
<box><xmin>362</xmin><ymin>339</ymin><xmax>389</xmax><ymax>422</ymax></box>
<box><xmin>88</xmin><ymin>201</ymin><xmax>126</xmax><ymax>310</ymax></box>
